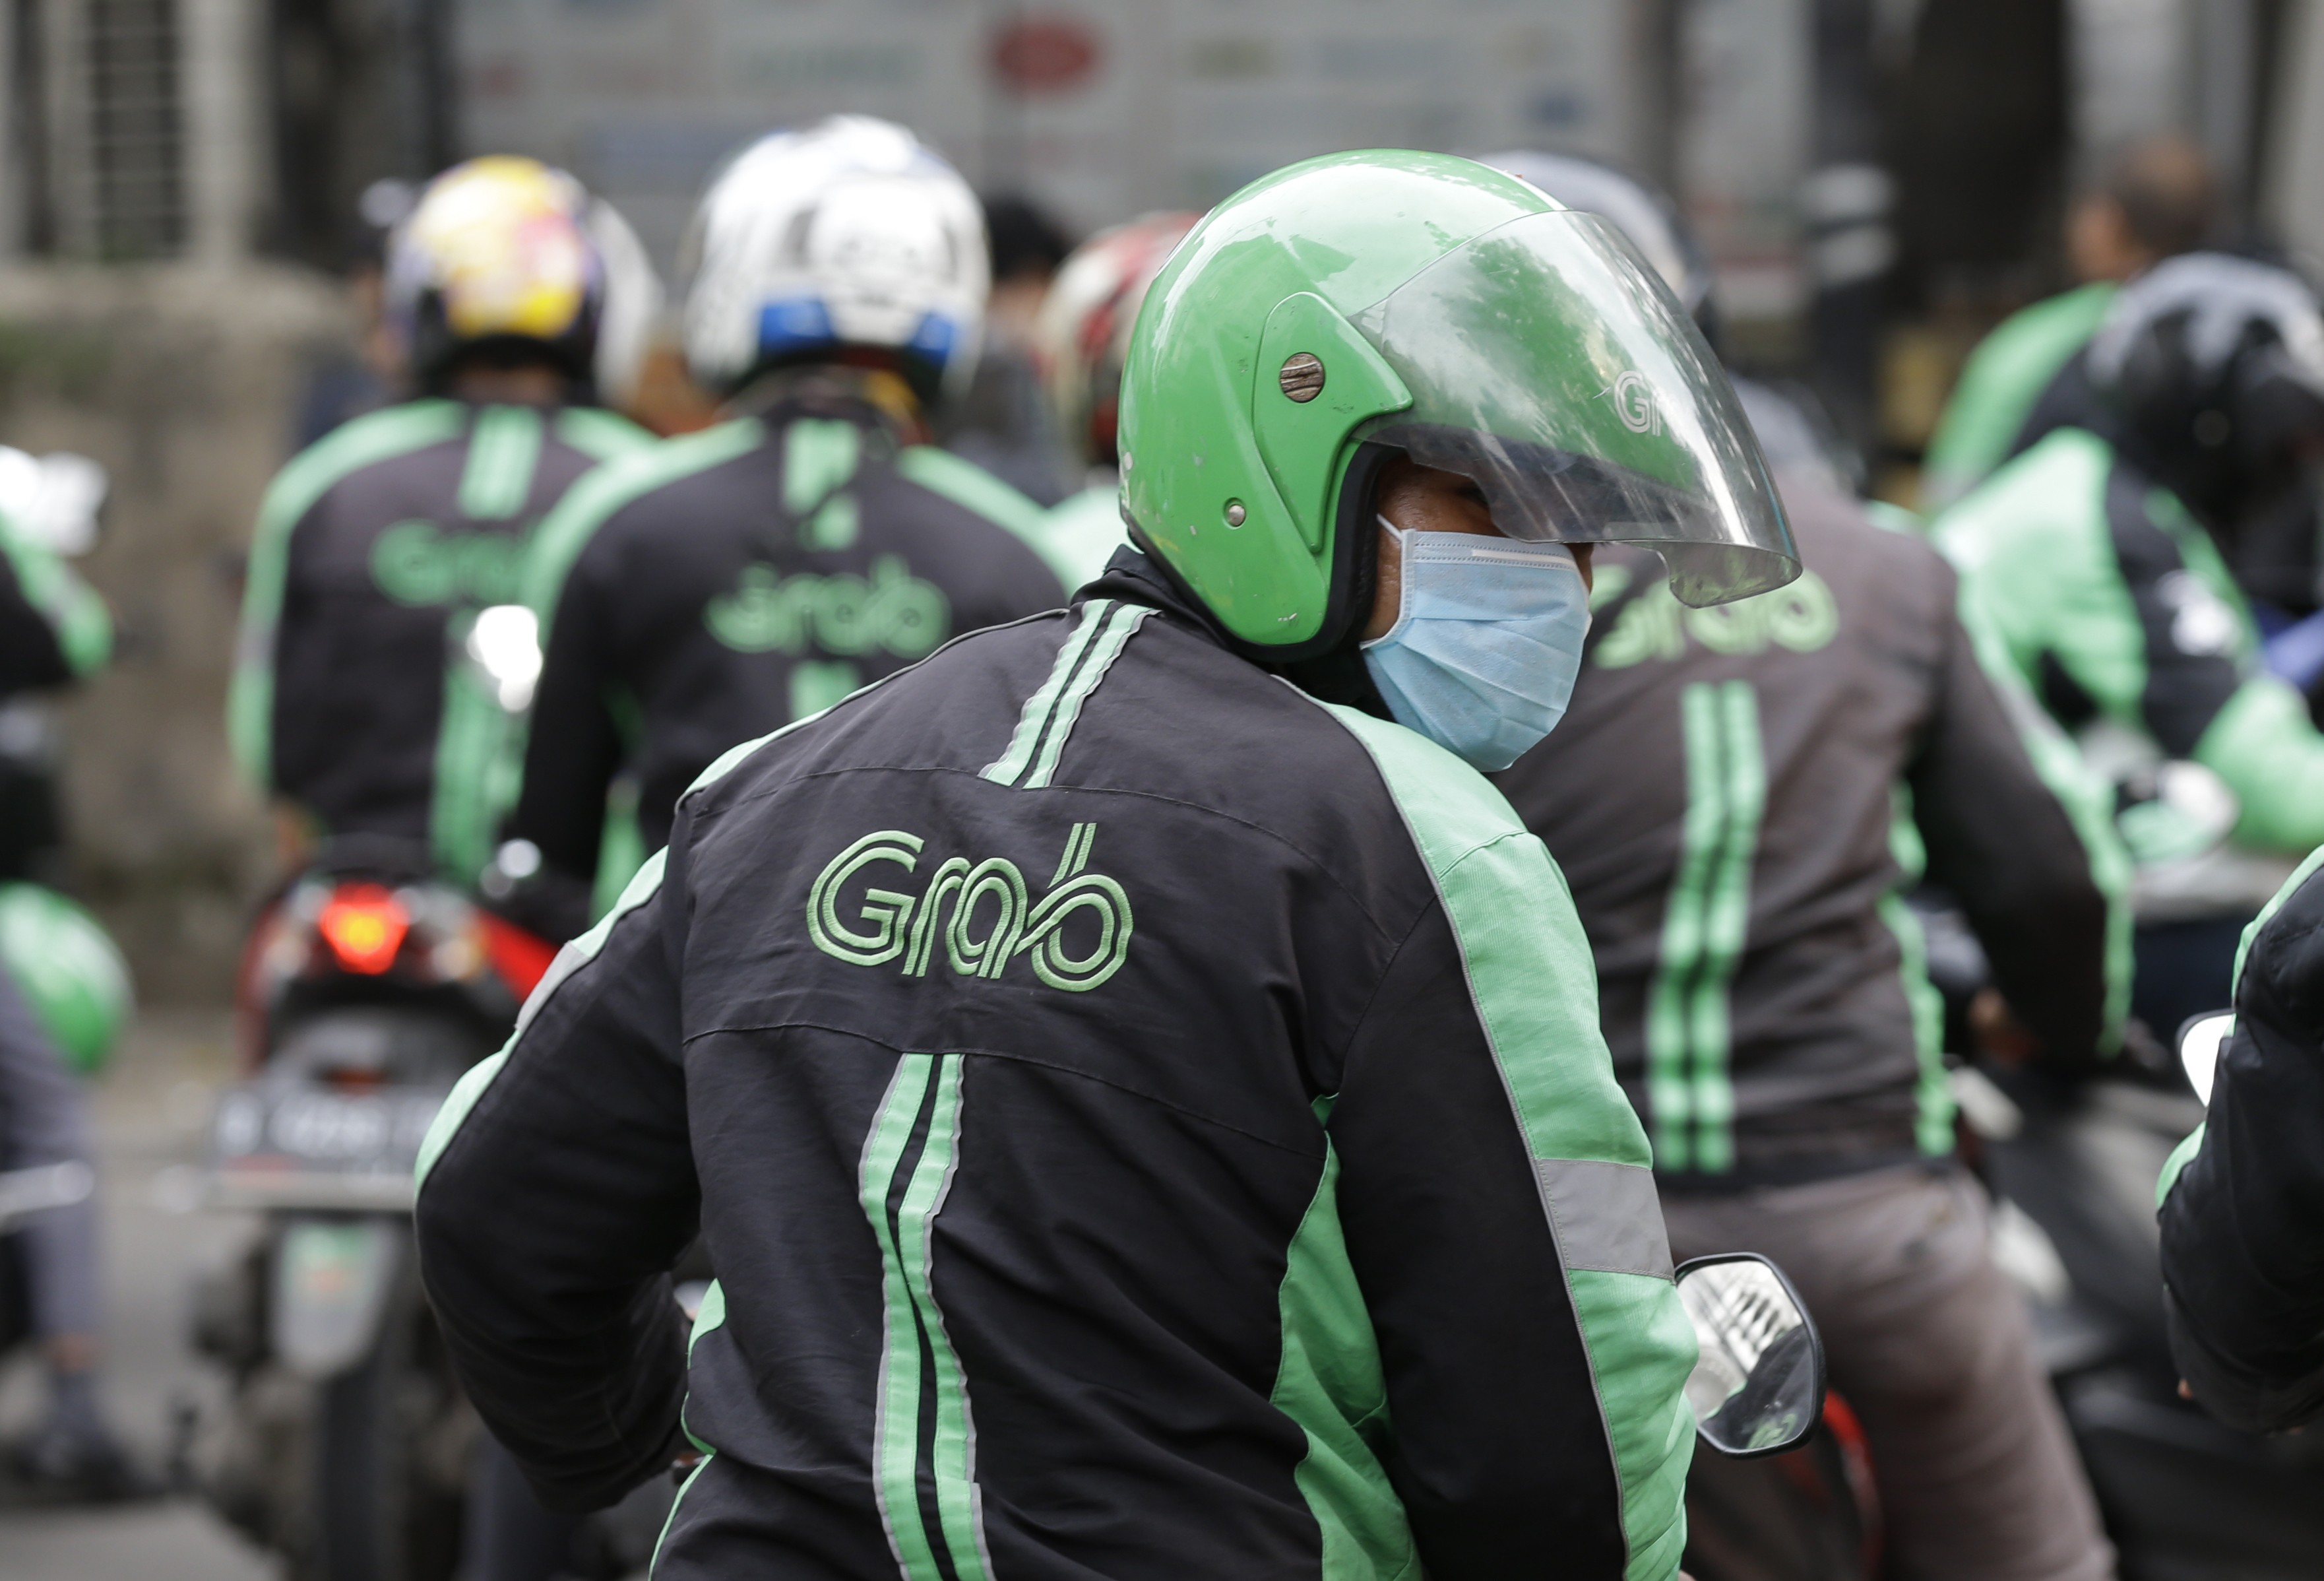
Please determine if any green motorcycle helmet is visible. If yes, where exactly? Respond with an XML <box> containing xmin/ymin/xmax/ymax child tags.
<box><xmin>0</xmin><ymin>883</ymin><xmax>133</xmax><ymax>1077</ymax></box>
<box><xmin>1116</xmin><ymin>149</ymin><xmax>1798</xmax><ymax>659</ymax></box>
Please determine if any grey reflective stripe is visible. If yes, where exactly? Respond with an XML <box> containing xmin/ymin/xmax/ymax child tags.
<box><xmin>1535</xmin><ymin>1159</ymin><xmax>1673</xmax><ymax>1278</ymax></box>
<box><xmin>457</xmin><ymin>405</ymin><xmax>545</xmax><ymax>520</ymax></box>
<box><xmin>982</xmin><ymin>600</ymin><xmax>1149</xmax><ymax>789</ymax></box>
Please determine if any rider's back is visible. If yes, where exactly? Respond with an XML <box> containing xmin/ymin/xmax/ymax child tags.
<box><xmin>420</xmin><ymin>556</ymin><xmax>1695</xmax><ymax>1579</ymax></box>
<box><xmin>509</xmin><ymin>396</ymin><xmax>1069</xmax><ymax>883</ymax></box>
<box><xmin>1496</xmin><ymin>484</ymin><xmax>2118</xmax><ymax>1181</ymax></box>
<box><xmin>232</xmin><ymin>399</ymin><xmax>646</xmax><ymax>858</ymax></box>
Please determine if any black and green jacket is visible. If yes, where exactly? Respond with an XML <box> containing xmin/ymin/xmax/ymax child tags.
<box><xmin>0</xmin><ymin>508</ymin><xmax>110</xmax><ymax>694</ymax></box>
<box><xmin>505</xmin><ymin>388</ymin><xmax>1066</xmax><ymax>911</ymax></box>
<box><xmin>2158</xmin><ymin>846</ymin><xmax>2324</xmax><ymax>1433</ymax></box>
<box><xmin>1935</xmin><ymin>427</ymin><xmax>2324</xmax><ymax>860</ymax></box>
<box><xmin>1495</xmin><ymin>482</ymin><xmax>2127</xmax><ymax>1186</ymax></box>
<box><xmin>1922</xmin><ymin>282</ymin><xmax>2116</xmax><ymax>509</ymax></box>
<box><xmin>228</xmin><ymin>398</ymin><xmax>651</xmax><ymax>877</ymax></box>
<box><xmin>414</xmin><ymin>554</ymin><xmax>1697</xmax><ymax>1580</ymax></box>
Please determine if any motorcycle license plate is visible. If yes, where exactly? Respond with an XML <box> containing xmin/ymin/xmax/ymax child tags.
<box><xmin>208</xmin><ymin>1084</ymin><xmax>449</xmax><ymax>1210</ymax></box>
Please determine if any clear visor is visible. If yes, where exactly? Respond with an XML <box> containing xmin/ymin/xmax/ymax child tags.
<box><xmin>1350</xmin><ymin>210</ymin><xmax>1797</xmax><ymax>606</ymax></box>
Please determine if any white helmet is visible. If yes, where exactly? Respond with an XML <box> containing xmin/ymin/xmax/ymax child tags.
<box><xmin>681</xmin><ymin>115</ymin><xmax>989</xmax><ymax>403</ymax></box>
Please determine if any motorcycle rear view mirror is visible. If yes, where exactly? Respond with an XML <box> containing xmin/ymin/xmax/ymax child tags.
<box><xmin>1676</xmin><ymin>1252</ymin><xmax>1824</xmax><ymax>1458</ymax></box>
<box><xmin>2177</xmin><ymin>1011</ymin><xmax>2233</xmax><ymax>1106</ymax></box>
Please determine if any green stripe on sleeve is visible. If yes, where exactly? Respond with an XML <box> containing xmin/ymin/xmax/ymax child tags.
<box><xmin>521</xmin><ymin>418</ymin><xmax>763</xmax><ymax>639</ymax></box>
<box><xmin>456</xmin><ymin>405</ymin><xmax>546</xmax><ymax>521</ymax></box>
<box><xmin>677</xmin><ymin>1277</ymin><xmax>728</xmax><ymax>1454</ymax></box>
<box><xmin>896</xmin><ymin>445</ymin><xmax>1057</xmax><ymax>568</ymax></box>
<box><xmin>412</xmin><ymin>845</ymin><xmax>668</xmax><ymax>1189</ymax></box>
<box><xmin>230</xmin><ymin>401</ymin><xmax>466</xmax><ymax>787</ymax></box>
<box><xmin>649</xmin><ymin>1452</ymin><xmax>716</xmax><ymax>1576</ymax></box>
<box><xmin>0</xmin><ymin>516</ymin><xmax>110</xmax><ymax>676</ymax></box>
<box><xmin>2156</xmin><ymin>1122</ymin><xmax>2207</xmax><ymax>1209</ymax></box>
<box><xmin>2232</xmin><ymin>845</ymin><xmax>2324</xmax><ymax>992</ymax></box>
<box><xmin>1880</xmin><ymin>802</ymin><xmax>1956</xmax><ymax>1155</ymax></box>
<box><xmin>2156</xmin><ymin>850</ymin><xmax>2324</xmax><ymax>1213</ymax></box>
<box><xmin>1318</xmin><ymin>702</ymin><xmax>1696</xmax><ymax>1581</ymax></box>
<box><xmin>1946</xmin><ymin>589</ymin><xmax>2133</xmax><ymax>1050</ymax></box>
<box><xmin>553</xmin><ymin>406</ymin><xmax>656</xmax><ymax>463</ymax></box>
<box><xmin>428</xmin><ymin>649</ymin><xmax>510</xmax><ymax>883</ymax></box>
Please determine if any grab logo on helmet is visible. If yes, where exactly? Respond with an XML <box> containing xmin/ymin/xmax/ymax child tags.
<box><xmin>1610</xmin><ymin>370</ymin><xmax>1663</xmax><ymax>436</ymax></box>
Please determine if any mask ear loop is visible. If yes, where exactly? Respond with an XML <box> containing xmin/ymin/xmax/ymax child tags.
<box><xmin>1362</xmin><ymin>515</ymin><xmax>1418</xmax><ymax>651</ymax></box>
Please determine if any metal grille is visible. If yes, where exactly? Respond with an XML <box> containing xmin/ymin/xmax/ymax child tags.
<box><xmin>83</xmin><ymin>0</ymin><xmax>185</xmax><ymax>257</ymax></box>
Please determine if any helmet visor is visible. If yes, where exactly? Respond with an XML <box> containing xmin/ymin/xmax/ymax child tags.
<box><xmin>1350</xmin><ymin>210</ymin><xmax>1796</xmax><ymax>606</ymax></box>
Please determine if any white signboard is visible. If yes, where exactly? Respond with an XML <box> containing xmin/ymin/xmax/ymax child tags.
<box><xmin>454</xmin><ymin>0</ymin><xmax>1647</xmax><ymax>267</ymax></box>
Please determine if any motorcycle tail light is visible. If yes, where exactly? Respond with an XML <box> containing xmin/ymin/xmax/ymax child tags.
<box><xmin>480</xmin><ymin>912</ymin><xmax>558</xmax><ymax>1000</ymax></box>
<box><xmin>317</xmin><ymin>884</ymin><xmax>411</xmax><ymax>975</ymax></box>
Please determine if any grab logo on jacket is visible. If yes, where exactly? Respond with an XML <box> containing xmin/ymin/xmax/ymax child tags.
<box><xmin>806</xmin><ymin>821</ymin><xmax>1131</xmax><ymax>991</ymax></box>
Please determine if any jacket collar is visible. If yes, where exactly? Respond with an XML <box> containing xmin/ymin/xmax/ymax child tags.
<box><xmin>1081</xmin><ymin>547</ymin><xmax>1391</xmax><ymax>718</ymax></box>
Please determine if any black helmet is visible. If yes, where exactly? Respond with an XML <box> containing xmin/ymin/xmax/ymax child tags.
<box><xmin>2087</xmin><ymin>253</ymin><xmax>2324</xmax><ymax>535</ymax></box>
<box><xmin>1478</xmin><ymin>150</ymin><xmax>1719</xmax><ymax>347</ymax></box>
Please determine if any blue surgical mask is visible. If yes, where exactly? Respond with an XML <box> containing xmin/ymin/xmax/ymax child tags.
<box><xmin>1360</xmin><ymin>521</ymin><xmax>1591</xmax><ymax>771</ymax></box>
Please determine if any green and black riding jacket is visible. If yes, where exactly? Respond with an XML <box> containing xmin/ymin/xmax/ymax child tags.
<box><xmin>2158</xmin><ymin>847</ymin><xmax>2324</xmax><ymax>1433</ymax></box>
<box><xmin>228</xmin><ymin>398</ymin><xmax>652</xmax><ymax>878</ymax></box>
<box><xmin>0</xmin><ymin>507</ymin><xmax>110</xmax><ymax>694</ymax></box>
<box><xmin>1495</xmin><ymin>481</ymin><xmax>2127</xmax><ymax>1188</ymax></box>
<box><xmin>505</xmin><ymin>383</ymin><xmax>1069</xmax><ymax>917</ymax></box>
<box><xmin>1936</xmin><ymin>427</ymin><xmax>2324</xmax><ymax>868</ymax></box>
<box><xmin>415</xmin><ymin>553</ymin><xmax>1697</xmax><ymax>1580</ymax></box>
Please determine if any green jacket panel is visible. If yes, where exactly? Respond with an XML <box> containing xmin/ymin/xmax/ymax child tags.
<box><xmin>1924</xmin><ymin>284</ymin><xmax>2115</xmax><ymax>507</ymax></box>
<box><xmin>1937</xmin><ymin>428</ymin><xmax>2324</xmax><ymax>856</ymax></box>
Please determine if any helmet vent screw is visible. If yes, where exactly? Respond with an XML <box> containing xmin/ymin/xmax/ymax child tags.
<box><xmin>1279</xmin><ymin>353</ymin><xmax>1326</xmax><ymax>403</ymax></box>
<box><xmin>1224</xmin><ymin>500</ymin><xmax>1247</xmax><ymax>527</ymax></box>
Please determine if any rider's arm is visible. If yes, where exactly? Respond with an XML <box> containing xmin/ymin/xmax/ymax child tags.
<box><xmin>2191</xmin><ymin>678</ymin><xmax>2324</xmax><ymax>853</ymax></box>
<box><xmin>0</xmin><ymin>514</ymin><xmax>108</xmax><ymax>695</ymax></box>
<box><xmin>413</xmin><ymin>847</ymin><xmax>695</xmax><ymax>1508</ymax></box>
<box><xmin>1911</xmin><ymin>588</ymin><xmax>2129</xmax><ymax>1062</ymax></box>
<box><xmin>2158</xmin><ymin>854</ymin><xmax>2324</xmax><ymax>1433</ymax></box>
<box><xmin>2042</xmin><ymin>475</ymin><xmax>2324</xmax><ymax>855</ymax></box>
<box><xmin>1328</xmin><ymin>875</ymin><xmax>1692</xmax><ymax>1579</ymax></box>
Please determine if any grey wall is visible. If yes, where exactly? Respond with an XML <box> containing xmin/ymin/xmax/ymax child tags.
<box><xmin>0</xmin><ymin>262</ymin><xmax>346</xmax><ymax>1002</ymax></box>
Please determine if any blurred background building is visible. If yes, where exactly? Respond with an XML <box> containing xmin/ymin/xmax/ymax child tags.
<box><xmin>1</xmin><ymin>0</ymin><xmax>2321</xmax><ymax>996</ymax></box>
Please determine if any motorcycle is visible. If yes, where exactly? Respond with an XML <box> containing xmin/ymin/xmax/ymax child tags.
<box><xmin>188</xmin><ymin>835</ymin><xmax>558</xmax><ymax>1580</ymax></box>
<box><xmin>1680</xmin><ymin>893</ymin><xmax>2324</xmax><ymax>1581</ymax></box>
<box><xmin>1970</xmin><ymin>1031</ymin><xmax>2324</xmax><ymax>1578</ymax></box>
